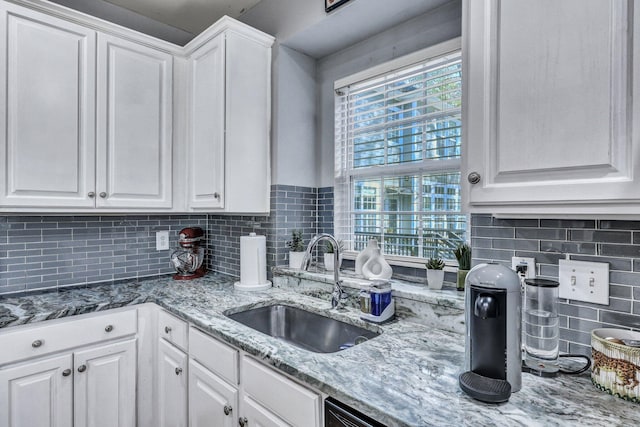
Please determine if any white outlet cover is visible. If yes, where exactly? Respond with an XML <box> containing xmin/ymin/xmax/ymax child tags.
<box><xmin>156</xmin><ymin>230</ymin><xmax>170</xmax><ymax>251</ymax></box>
<box><xmin>558</xmin><ymin>259</ymin><xmax>609</xmax><ymax>305</ymax></box>
<box><xmin>511</xmin><ymin>257</ymin><xmax>536</xmax><ymax>279</ymax></box>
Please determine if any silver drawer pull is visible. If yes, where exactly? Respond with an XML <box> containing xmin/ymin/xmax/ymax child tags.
<box><xmin>175</xmin><ymin>367</ymin><xmax>183</xmax><ymax>375</ymax></box>
<box><xmin>99</xmin><ymin>192</ymin><xmax>107</xmax><ymax>198</ymax></box>
<box><xmin>77</xmin><ymin>365</ymin><xmax>87</xmax><ymax>373</ymax></box>
<box><xmin>105</xmin><ymin>325</ymin><xmax>114</xmax><ymax>333</ymax></box>
<box><xmin>32</xmin><ymin>339</ymin><xmax>44</xmax><ymax>348</ymax></box>
<box><xmin>62</xmin><ymin>369</ymin><xmax>72</xmax><ymax>377</ymax></box>
<box><xmin>165</xmin><ymin>326</ymin><xmax>172</xmax><ymax>334</ymax></box>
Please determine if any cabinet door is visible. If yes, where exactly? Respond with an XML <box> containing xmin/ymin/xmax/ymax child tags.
<box><xmin>241</xmin><ymin>396</ymin><xmax>289</xmax><ymax>427</ymax></box>
<box><xmin>187</xmin><ymin>34</ymin><xmax>225</xmax><ymax>209</ymax></box>
<box><xmin>463</xmin><ymin>0</ymin><xmax>639</xmax><ymax>214</ymax></box>
<box><xmin>96</xmin><ymin>34</ymin><xmax>173</xmax><ymax>209</ymax></box>
<box><xmin>74</xmin><ymin>339</ymin><xmax>137</xmax><ymax>427</ymax></box>
<box><xmin>157</xmin><ymin>339</ymin><xmax>188</xmax><ymax>427</ymax></box>
<box><xmin>0</xmin><ymin>3</ymin><xmax>96</xmax><ymax>208</ymax></box>
<box><xmin>188</xmin><ymin>359</ymin><xmax>237</xmax><ymax>427</ymax></box>
<box><xmin>0</xmin><ymin>353</ymin><xmax>73</xmax><ymax>427</ymax></box>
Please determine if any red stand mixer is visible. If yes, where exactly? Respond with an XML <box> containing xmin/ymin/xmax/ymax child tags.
<box><xmin>170</xmin><ymin>227</ymin><xmax>206</xmax><ymax>280</ymax></box>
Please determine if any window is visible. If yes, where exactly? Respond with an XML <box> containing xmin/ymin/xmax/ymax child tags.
<box><xmin>334</xmin><ymin>39</ymin><xmax>465</xmax><ymax>263</ymax></box>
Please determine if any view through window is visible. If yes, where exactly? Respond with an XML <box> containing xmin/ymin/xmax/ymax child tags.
<box><xmin>334</xmin><ymin>43</ymin><xmax>465</xmax><ymax>261</ymax></box>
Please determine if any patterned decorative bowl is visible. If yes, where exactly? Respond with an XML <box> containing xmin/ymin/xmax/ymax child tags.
<box><xmin>591</xmin><ymin>328</ymin><xmax>640</xmax><ymax>403</ymax></box>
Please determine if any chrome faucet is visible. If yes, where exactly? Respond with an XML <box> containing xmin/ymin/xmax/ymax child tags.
<box><xmin>301</xmin><ymin>234</ymin><xmax>346</xmax><ymax>309</ymax></box>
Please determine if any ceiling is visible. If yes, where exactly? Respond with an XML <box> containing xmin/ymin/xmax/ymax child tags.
<box><xmin>101</xmin><ymin>0</ymin><xmax>263</xmax><ymax>34</ymax></box>
<box><xmin>47</xmin><ymin>0</ymin><xmax>457</xmax><ymax>57</ymax></box>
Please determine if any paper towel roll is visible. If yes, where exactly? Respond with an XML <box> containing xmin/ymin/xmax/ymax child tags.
<box><xmin>234</xmin><ymin>232</ymin><xmax>271</xmax><ymax>291</ymax></box>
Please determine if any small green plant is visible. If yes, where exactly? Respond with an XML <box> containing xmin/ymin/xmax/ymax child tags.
<box><xmin>454</xmin><ymin>243</ymin><xmax>472</xmax><ymax>270</ymax></box>
<box><xmin>426</xmin><ymin>257</ymin><xmax>445</xmax><ymax>270</ymax></box>
<box><xmin>286</xmin><ymin>229</ymin><xmax>305</xmax><ymax>252</ymax></box>
<box><xmin>324</xmin><ymin>239</ymin><xmax>344</xmax><ymax>254</ymax></box>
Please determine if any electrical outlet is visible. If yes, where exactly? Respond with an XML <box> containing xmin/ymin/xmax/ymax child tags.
<box><xmin>156</xmin><ymin>231</ymin><xmax>169</xmax><ymax>251</ymax></box>
<box><xmin>558</xmin><ymin>259</ymin><xmax>609</xmax><ymax>305</ymax></box>
<box><xmin>511</xmin><ymin>257</ymin><xmax>536</xmax><ymax>279</ymax></box>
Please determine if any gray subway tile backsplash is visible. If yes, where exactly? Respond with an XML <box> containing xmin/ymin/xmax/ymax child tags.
<box><xmin>3</xmin><ymin>194</ymin><xmax>640</xmax><ymax>360</ymax></box>
<box><xmin>0</xmin><ymin>214</ymin><xmax>207</xmax><ymax>294</ymax></box>
<box><xmin>471</xmin><ymin>213</ymin><xmax>640</xmax><ymax>356</ymax></box>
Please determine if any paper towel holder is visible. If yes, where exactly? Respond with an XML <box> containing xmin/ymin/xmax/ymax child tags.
<box><xmin>234</xmin><ymin>232</ymin><xmax>272</xmax><ymax>291</ymax></box>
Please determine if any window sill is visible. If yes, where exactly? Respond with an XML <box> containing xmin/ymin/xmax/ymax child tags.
<box><xmin>272</xmin><ymin>266</ymin><xmax>464</xmax><ymax>310</ymax></box>
<box><xmin>340</xmin><ymin>250</ymin><xmax>459</xmax><ymax>272</ymax></box>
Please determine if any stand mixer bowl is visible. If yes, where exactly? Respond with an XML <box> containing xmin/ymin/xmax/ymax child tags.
<box><xmin>170</xmin><ymin>227</ymin><xmax>206</xmax><ymax>280</ymax></box>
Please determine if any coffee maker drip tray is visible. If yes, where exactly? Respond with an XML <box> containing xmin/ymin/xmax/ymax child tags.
<box><xmin>458</xmin><ymin>371</ymin><xmax>511</xmax><ymax>403</ymax></box>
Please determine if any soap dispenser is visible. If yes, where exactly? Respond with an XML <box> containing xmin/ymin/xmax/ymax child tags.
<box><xmin>359</xmin><ymin>280</ymin><xmax>394</xmax><ymax>323</ymax></box>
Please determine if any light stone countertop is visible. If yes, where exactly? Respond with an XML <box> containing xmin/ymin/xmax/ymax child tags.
<box><xmin>0</xmin><ymin>273</ymin><xmax>638</xmax><ymax>426</ymax></box>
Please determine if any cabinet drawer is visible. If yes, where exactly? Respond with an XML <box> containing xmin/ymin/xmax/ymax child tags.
<box><xmin>242</xmin><ymin>356</ymin><xmax>320</xmax><ymax>427</ymax></box>
<box><xmin>158</xmin><ymin>309</ymin><xmax>188</xmax><ymax>351</ymax></box>
<box><xmin>0</xmin><ymin>309</ymin><xmax>137</xmax><ymax>366</ymax></box>
<box><xmin>189</xmin><ymin>327</ymin><xmax>238</xmax><ymax>385</ymax></box>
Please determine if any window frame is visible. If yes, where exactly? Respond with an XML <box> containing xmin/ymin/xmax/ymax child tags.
<box><xmin>333</xmin><ymin>38</ymin><xmax>465</xmax><ymax>269</ymax></box>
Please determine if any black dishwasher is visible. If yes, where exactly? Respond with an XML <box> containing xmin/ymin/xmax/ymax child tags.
<box><xmin>324</xmin><ymin>397</ymin><xmax>387</xmax><ymax>427</ymax></box>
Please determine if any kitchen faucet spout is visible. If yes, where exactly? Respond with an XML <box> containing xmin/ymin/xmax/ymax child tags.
<box><xmin>301</xmin><ymin>234</ymin><xmax>345</xmax><ymax>309</ymax></box>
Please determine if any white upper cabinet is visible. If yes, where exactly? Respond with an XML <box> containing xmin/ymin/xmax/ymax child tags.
<box><xmin>97</xmin><ymin>34</ymin><xmax>173</xmax><ymax>209</ymax></box>
<box><xmin>187</xmin><ymin>34</ymin><xmax>226</xmax><ymax>210</ymax></box>
<box><xmin>0</xmin><ymin>2</ymin><xmax>273</xmax><ymax>213</ymax></box>
<box><xmin>185</xmin><ymin>20</ymin><xmax>274</xmax><ymax>214</ymax></box>
<box><xmin>463</xmin><ymin>0</ymin><xmax>640</xmax><ymax>215</ymax></box>
<box><xmin>0</xmin><ymin>3</ymin><xmax>96</xmax><ymax>208</ymax></box>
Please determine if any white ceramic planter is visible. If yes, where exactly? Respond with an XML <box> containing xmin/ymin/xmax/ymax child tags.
<box><xmin>323</xmin><ymin>253</ymin><xmax>343</xmax><ymax>271</ymax></box>
<box><xmin>426</xmin><ymin>269</ymin><xmax>445</xmax><ymax>290</ymax></box>
<box><xmin>288</xmin><ymin>251</ymin><xmax>306</xmax><ymax>269</ymax></box>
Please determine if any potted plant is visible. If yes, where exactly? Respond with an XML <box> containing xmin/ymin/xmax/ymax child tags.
<box><xmin>286</xmin><ymin>230</ymin><xmax>306</xmax><ymax>269</ymax></box>
<box><xmin>425</xmin><ymin>257</ymin><xmax>445</xmax><ymax>290</ymax></box>
<box><xmin>454</xmin><ymin>243</ymin><xmax>472</xmax><ymax>291</ymax></box>
<box><xmin>324</xmin><ymin>239</ymin><xmax>344</xmax><ymax>271</ymax></box>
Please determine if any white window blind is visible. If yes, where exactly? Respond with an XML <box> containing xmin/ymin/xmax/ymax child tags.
<box><xmin>334</xmin><ymin>42</ymin><xmax>465</xmax><ymax>263</ymax></box>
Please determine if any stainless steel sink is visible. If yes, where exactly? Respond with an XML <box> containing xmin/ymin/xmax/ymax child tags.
<box><xmin>225</xmin><ymin>304</ymin><xmax>380</xmax><ymax>353</ymax></box>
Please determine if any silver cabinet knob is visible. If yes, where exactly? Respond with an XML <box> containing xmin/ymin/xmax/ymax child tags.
<box><xmin>88</xmin><ymin>192</ymin><xmax>95</xmax><ymax>198</ymax></box>
<box><xmin>214</xmin><ymin>192</ymin><xmax>220</xmax><ymax>199</ymax></box>
<box><xmin>99</xmin><ymin>192</ymin><xmax>107</xmax><ymax>198</ymax></box>
<box><xmin>238</xmin><ymin>417</ymin><xmax>248</xmax><ymax>427</ymax></box>
<box><xmin>62</xmin><ymin>369</ymin><xmax>72</xmax><ymax>377</ymax></box>
<box><xmin>164</xmin><ymin>326</ymin><xmax>172</xmax><ymax>334</ymax></box>
<box><xmin>104</xmin><ymin>325</ymin><xmax>113</xmax><ymax>333</ymax></box>
<box><xmin>77</xmin><ymin>365</ymin><xmax>87</xmax><ymax>373</ymax></box>
<box><xmin>223</xmin><ymin>405</ymin><xmax>232</xmax><ymax>416</ymax></box>
<box><xmin>32</xmin><ymin>339</ymin><xmax>43</xmax><ymax>348</ymax></box>
<box><xmin>467</xmin><ymin>172</ymin><xmax>481</xmax><ymax>184</ymax></box>
<box><xmin>175</xmin><ymin>367</ymin><xmax>183</xmax><ymax>375</ymax></box>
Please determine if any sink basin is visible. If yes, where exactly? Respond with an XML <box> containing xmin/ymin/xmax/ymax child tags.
<box><xmin>225</xmin><ymin>304</ymin><xmax>380</xmax><ymax>353</ymax></box>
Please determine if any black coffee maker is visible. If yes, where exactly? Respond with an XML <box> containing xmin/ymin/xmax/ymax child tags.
<box><xmin>459</xmin><ymin>263</ymin><xmax>521</xmax><ymax>403</ymax></box>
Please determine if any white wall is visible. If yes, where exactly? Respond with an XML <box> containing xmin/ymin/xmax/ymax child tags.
<box><xmin>271</xmin><ymin>45</ymin><xmax>318</xmax><ymax>187</ymax></box>
<box><xmin>242</xmin><ymin>0</ymin><xmax>462</xmax><ymax>188</ymax></box>
<box><xmin>316</xmin><ymin>0</ymin><xmax>462</xmax><ymax>187</ymax></box>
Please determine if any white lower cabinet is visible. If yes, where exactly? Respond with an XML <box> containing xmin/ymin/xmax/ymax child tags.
<box><xmin>241</xmin><ymin>356</ymin><xmax>321</xmax><ymax>427</ymax></box>
<box><xmin>0</xmin><ymin>309</ymin><xmax>138</xmax><ymax>427</ymax></box>
<box><xmin>157</xmin><ymin>338</ymin><xmax>188</xmax><ymax>427</ymax></box>
<box><xmin>0</xmin><ymin>353</ymin><xmax>74</xmax><ymax>427</ymax></box>
<box><xmin>0</xmin><ymin>339</ymin><xmax>136</xmax><ymax>427</ymax></box>
<box><xmin>188</xmin><ymin>359</ymin><xmax>237</xmax><ymax>427</ymax></box>
<box><xmin>241</xmin><ymin>396</ymin><xmax>289</xmax><ymax>427</ymax></box>
<box><xmin>74</xmin><ymin>339</ymin><xmax>137</xmax><ymax>427</ymax></box>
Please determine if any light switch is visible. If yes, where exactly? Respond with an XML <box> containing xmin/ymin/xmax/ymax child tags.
<box><xmin>558</xmin><ymin>259</ymin><xmax>609</xmax><ymax>305</ymax></box>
